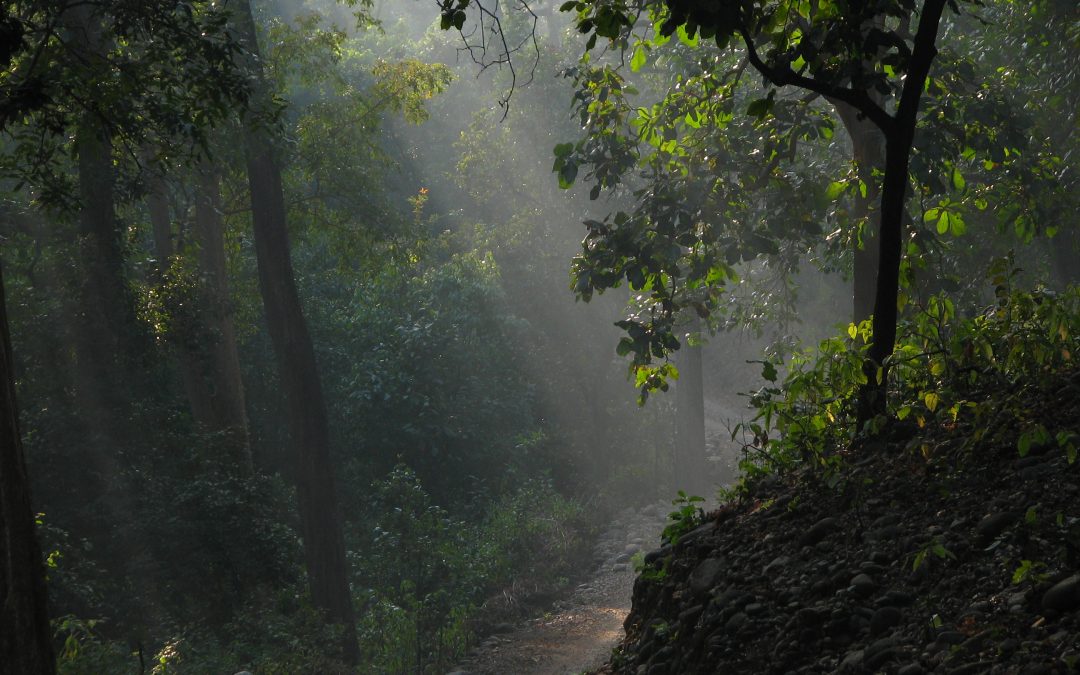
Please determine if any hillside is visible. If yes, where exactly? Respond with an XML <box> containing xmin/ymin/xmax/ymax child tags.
<box><xmin>597</xmin><ymin>363</ymin><xmax>1080</xmax><ymax>674</ymax></box>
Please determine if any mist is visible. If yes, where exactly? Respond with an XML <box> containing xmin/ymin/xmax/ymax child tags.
<box><xmin>1</xmin><ymin>0</ymin><xmax>1076</xmax><ymax>673</ymax></box>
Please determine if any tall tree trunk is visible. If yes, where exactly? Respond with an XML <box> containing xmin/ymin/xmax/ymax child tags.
<box><xmin>0</xmin><ymin>260</ymin><xmax>56</xmax><ymax>675</ymax></box>
<box><xmin>146</xmin><ymin>165</ymin><xmax>253</xmax><ymax>473</ymax></box>
<box><xmin>674</xmin><ymin>314</ymin><xmax>708</xmax><ymax>497</ymax></box>
<box><xmin>64</xmin><ymin>5</ymin><xmax>137</xmax><ymax>426</ymax></box>
<box><xmin>232</xmin><ymin>0</ymin><xmax>357</xmax><ymax>661</ymax></box>
<box><xmin>834</xmin><ymin>102</ymin><xmax>885</xmax><ymax>326</ymax></box>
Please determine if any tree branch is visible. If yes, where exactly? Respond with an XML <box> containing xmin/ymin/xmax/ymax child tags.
<box><xmin>736</xmin><ymin>27</ymin><xmax>895</xmax><ymax>134</ymax></box>
<box><xmin>895</xmin><ymin>0</ymin><xmax>948</xmax><ymax>132</ymax></box>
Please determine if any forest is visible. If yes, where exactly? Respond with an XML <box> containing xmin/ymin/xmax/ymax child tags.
<box><xmin>0</xmin><ymin>0</ymin><xmax>1076</xmax><ymax>673</ymax></box>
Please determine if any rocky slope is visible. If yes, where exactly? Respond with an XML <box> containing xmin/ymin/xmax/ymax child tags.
<box><xmin>598</xmin><ymin>370</ymin><xmax>1080</xmax><ymax>674</ymax></box>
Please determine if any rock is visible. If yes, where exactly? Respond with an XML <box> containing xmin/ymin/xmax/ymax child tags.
<box><xmin>975</xmin><ymin>511</ymin><xmax>1019</xmax><ymax>544</ymax></box>
<box><xmin>947</xmin><ymin>661</ymin><xmax>994</xmax><ymax>675</ymax></box>
<box><xmin>870</xmin><ymin>606</ymin><xmax>902</xmax><ymax>635</ymax></box>
<box><xmin>491</xmin><ymin>622</ymin><xmax>514</xmax><ymax>634</ymax></box>
<box><xmin>796</xmin><ymin>607</ymin><xmax>824</xmax><ymax>627</ymax></box>
<box><xmin>689</xmin><ymin>558</ymin><xmax>724</xmax><ymax>595</ymax></box>
<box><xmin>898</xmin><ymin>664</ymin><xmax>926</xmax><ymax>675</ymax></box>
<box><xmin>764</xmin><ymin>555</ymin><xmax>790</xmax><ymax>575</ymax></box>
<box><xmin>676</xmin><ymin>522</ymin><xmax>715</xmax><ymax>547</ymax></box>
<box><xmin>678</xmin><ymin>604</ymin><xmax>704</xmax><ymax>626</ymax></box>
<box><xmin>644</xmin><ymin>545</ymin><xmax>672</xmax><ymax>565</ymax></box>
<box><xmin>1018</xmin><ymin>463</ymin><xmax>1053</xmax><ymax>481</ymax></box>
<box><xmin>800</xmin><ymin>517</ymin><xmax>841</xmax><ymax>546</ymax></box>
<box><xmin>725</xmin><ymin>611</ymin><xmax>749</xmax><ymax>632</ymax></box>
<box><xmin>1041</xmin><ymin>575</ymin><xmax>1080</xmax><ymax>612</ymax></box>
<box><xmin>838</xmin><ymin>649</ymin><xmax>864</xmax><ymax>673</ymax></box>
<box><xmin>850</xmin><ymin>573</ymin><xmax>877</xmax><ymax>596</ymax></box>
<box><xmin>877</xmin><ymin>590</ymin><xmax>915</xmax><ymax>607</ymax></box>
<box><xmin>864</xmin><ymin>635</ymin><xmax>900</xmax><ymax>663</ymax></box>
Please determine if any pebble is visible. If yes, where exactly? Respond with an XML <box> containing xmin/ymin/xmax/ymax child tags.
<box><xmin>1041</xmin><ymin>575</ymin><xmax>1080</xmax><ymax>611</ymax></box>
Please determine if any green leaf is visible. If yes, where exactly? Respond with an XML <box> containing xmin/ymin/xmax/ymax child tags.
<box><xmin>676</xmin><ymin>24</ymin><xmax>698</xmax><ymax>47</ymax></box>
<box><xmin>949</xmin><ymin>211</ymin><xmax>966</xmax><ymax>236</ymax></box>
<box><xmin>936</xmin><ymin>210</ymin><xmax>950</xmax><ymax>235</ymax></box>
<box><xmin>826</xmin><ymin>181</ymin><xmax>846</xmax><ymax>200</ymax></box>
<box><xmin>952</xmin><ymin>168</ymin><xmax>966</xmax><ymax>192</ymax></box>
<box><xmin>558</xmin><ymin>161</ymin><xmax>578</xmax><ymax>188</ymax></box>
<box><xmin>746</xmin><ymin>96</ymin><xmax>773</xmax><ymax>119</ymax></box>
<box><xmin>630</xmin><ymin>45</ymin><xmax>647</xmax><ymax>72</ymax></box>
<box><xmin>924</xmin><ymin>392</ymin><xmax>940</xmax><ymax>412</ymax></box>
<box><xmin>761</xmin><ymin>361</ymin><xmax>778</xmax><ymax>382</ymax></box>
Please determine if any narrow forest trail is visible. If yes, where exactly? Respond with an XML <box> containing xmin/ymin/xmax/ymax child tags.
<box><xmin>448</xmin><ymin>505</ymin><xmax>669</xmax><ymax>675</ymax></box>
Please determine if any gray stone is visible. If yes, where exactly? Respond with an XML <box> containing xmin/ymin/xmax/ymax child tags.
<box><xmin>877</xmin><ymin>590</ymin><xmax>915</xmax><ymax>607</ymax></box>
<box><xmin>724</xmin><ymin>611</ymin><xmax>749</xmax><ymax>632</ymax></box>
<box><xmin>796</xmin><ymin>607</ymin><xmax>824</xmax><ymax>627</ymax></box>
<box><xmin>851</xmin><ymin>573</ymin><xmax>877</xmax><ymax>596</ymax></box>
<box><xmin>898</xmin><ymin>664</ymin><xmax>926</xmax><ymax>675</ymax></box>
<box><xmin>644</xmin><ymin>545</ymin><xmax>672</xmax><ymax>565</ymax></box>
<box><xmin>689</xmin><ymin>557</ymin><xmax>724</xmax><ymax>595</ymax></box>
<box><xmin>1041</xmin><ymin>575</ymin><xmax>1080</xmax><ymax>612</ymax></box>
<box><xmin>975</xmin><ymin>511</ymin><xmax>1019</xmax><ymax>544</ymax></box>
<box><xmin>764</xmin><ymin>555</ymin><xmax>790</xmax><ymax>575</ymax></box>
<box><xmin>870</xmin><ymin>606</ymin><xmax>903</xmax><ymax>635</ymax></box>
<box><xmin>864</xmin><ymin>635</ymin><xmax>900</xmax><ymax>662</ymax></box>
<box><xmin>838</xmin><ymin>649</ymin><xmax>864</xmax><ymax>673</ymax></box>
<box><xmin>801</xmin><ymin>517</ymin><xmax>841</xmax><ymax>546</ymax></box>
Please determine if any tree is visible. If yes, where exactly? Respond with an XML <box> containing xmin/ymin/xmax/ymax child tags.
<box><xmin>559</xmin><ymin>0</ymin><xmax>957</xmax><ymax>421</ymax></box>
<box><xmin>0</xmin><ymin>261</ymin><xmax>55</xmax><ymax>675</ymax></box>
<box><xmin>230</xmin><ymin>0</ymin><xmax>358</xmax><ymax>661</ymax></box>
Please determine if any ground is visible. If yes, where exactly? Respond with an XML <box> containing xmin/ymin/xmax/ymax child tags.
<box><xmin>449</xmin><ymin>504</ymin><xmax>668</xmax><ymax>675</ymax></box>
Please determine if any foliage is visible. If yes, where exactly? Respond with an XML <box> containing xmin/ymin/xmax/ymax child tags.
<box><xmin>735</xmin><ymin>265</ymin><xmax>1079</xmax><ymax>479</ymax></box>
<box><xmin>351</xmin><ymin>466</ymin><xmax>593</xmax><ymax>673</ymax></box>
<box><xmin>661</xmin><ymin>490</ymin><xmax>706</xmax><ymax>545</ymax></box>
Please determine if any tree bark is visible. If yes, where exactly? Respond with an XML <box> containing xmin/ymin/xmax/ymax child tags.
<box><xmin>64</xmin><ymin>4</ymin><xmax>139</xmax><ymax>427</ymax></box>
<box><xmin>146</xmin><ymin>165</ymin><xmax>254</xmax><ymax>473</ymax></box>
<box><xmin>834</xmin><ymin>102</ymin><xmax>885</xmax><ymax>326</ymax></box>
<box><xmin>674</xmin><ymin>314</ymin><xmax>708</xmax><ymax>497</ymax></box>
<box><xmin>231</xmin><ymin>0</ymin><xmax>357</xmax><ymax>661</ymax></box>
<box><xmin>0</xmin><ymin>260</ymin><xmax>56</xmax><ymax>675</ymax></box>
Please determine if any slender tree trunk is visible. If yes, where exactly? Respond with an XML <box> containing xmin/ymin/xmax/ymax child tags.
<box><xmin>0</xmin><ymin>261</ymin><xmax>56</xmax><ymax>675</ymax></box>
<box><xmin>858</xmin><ymin>0</ymin><xmax>947</xmax><ymax>423</ymax></box>
<box><xmin>834</xmin><ymin>102</ymin><xmax>885</xmax><ymax>326</ymax></box>
<box><xmin>146</xmin><ymin>165</ymin><xmax>253</xmax><ymax>472</ymax></box>
<box><xmin>674</xmin><ymin>314</ymin><xmax>708</xmax><ymax>497</ymax></box>
<box><xmin>232</xmin><ymin>0</ymin><xmax>357</xmax><ymax>661</ymax></box>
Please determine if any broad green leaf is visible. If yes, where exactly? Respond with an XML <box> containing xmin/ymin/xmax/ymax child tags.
<box><xmin>936</xmin><ymin>210</ymin><xmax>950</xmax><ymax>235</ymax></box>
<box><xmin>952</xmin><ymin>168</ymin><xmax>966</xmax><ymax>192</ymax></box>
<box><xmin>924</xmin><ymin>391</ymin><xmax>940</xmax><ymax>412</ymax></box>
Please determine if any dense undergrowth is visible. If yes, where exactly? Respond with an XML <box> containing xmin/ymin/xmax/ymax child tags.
<box><xmin>737</xmin><ymin>267</ymin><xmax>1079</xmax><ymax>486</ymax></box>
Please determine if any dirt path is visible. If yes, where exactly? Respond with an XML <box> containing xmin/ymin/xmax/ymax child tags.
<box><xmin>453</xmin><ymin>566</ymin><xmax>636</xmax><ymax>675</ymax></box>
<box><xmin>448</xmin><ymin>505</ymin><xmax>668</xmax><ymax>675</ymax></box>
